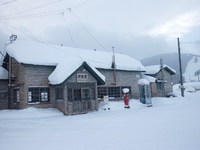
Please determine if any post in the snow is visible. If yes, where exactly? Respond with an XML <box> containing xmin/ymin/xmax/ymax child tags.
<box><xmin>103</xmin><ymin>95</ymin><xmax>110</xmax><ymax>110</ymax></box>
<box><xmin>123</xmin><ymin>88</ymin><xmax>130</xmax><ymax>108</ymax></box>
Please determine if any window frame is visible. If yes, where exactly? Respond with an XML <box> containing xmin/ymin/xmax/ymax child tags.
<box><xmin>55</xmin><ymin>87</ymin><xmax>64</xmax><ymax>100</ymax></box>
<box><xmin>77</xmin><ymin>73</ymin><xmax>88</xmax><ymax>83</ymax></box>
<box><xmin>28</xmin><ymin>87</ymin><xmax>49</xmax><ymax>103</ymax></box>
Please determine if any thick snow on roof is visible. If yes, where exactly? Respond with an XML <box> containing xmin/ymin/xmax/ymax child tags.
<box><xmin>0</xmin><ymin>66</ymin><xmax>8</xmax><ymax>80</ymax></box>
<box><xmin>145</xmin><ymin>65</ymin><xmax>176</xmax><ymax>75</ymax></box>
<box><xmin>49</xmin><ymin>60</ymin><xmax>105</xmax><ymax>85</ymax></box>
<box><xmin>6</xmin><ymin>40</ymin><xmax>145</xmax><ymax>71</ymax></box>
<box><xmin>138</xmin><ymin>79</ymin><xmax>150</xmax><ymax>85</ymax></box>
<box><xmin>6</xmin><ymin>40</ymin><xmax>144</xmax><ymax>84</ymax></box>
<box><xmin>143</xmin><ymin>75</ymin><xmax>156</xmax><ymax>83</ymax></box>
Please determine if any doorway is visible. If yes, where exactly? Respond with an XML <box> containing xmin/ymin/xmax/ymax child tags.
<box><xmin>68</xmin><ymin>87</ymin><xmax>95</xmax><ymax>113</ymax></box>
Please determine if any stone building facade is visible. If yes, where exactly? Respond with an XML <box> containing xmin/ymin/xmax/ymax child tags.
<box><xmin>0</xmin><ymin>66</ymin><xmax>8</xmax><ymax>110</ymax></box>
<box><xmin>1</xmin><ymin>40</ymin><xmax>145</xmax><ymax>114</ymax></box>
<box><xmin>0</xmin><ymin>79</ymin><xmax>8</xmax><ymax>110</ymax></box>
<box><xmin>97</xmin><ymin>69</ymin><xmax>142</xmax><ymax>100</ymax></box>
<box><xmin>2</xmin><ymin>56</ymin><xmax>143</xmax><ymax>114</ymax></box>
<box><xmin>145</xmin><ymin>65</ymin><xmax>176</xmax><ymax>97</ymax></box>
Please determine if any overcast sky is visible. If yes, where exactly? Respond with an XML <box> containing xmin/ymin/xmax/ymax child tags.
<box><xmin>0</xmin><ymin>0</ymin><xmax>200</xmax><ymax>60</ymax></box>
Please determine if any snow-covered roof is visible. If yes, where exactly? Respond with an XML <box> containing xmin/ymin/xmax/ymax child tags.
<box><xmin>138</xmin><ymin>79</ymin><xmax>150</xmax><ymax>85</ymax></box>
<box><xmin>145</xmin><ymin>65</ymin><xmax>176</xmax><ymax>75</ymax></box>
<box><xmin>143</xmin><ymin>75</ymin><xmax>156</xmax><ymax>83</ymax></box>
<box><xmin>6</xmin><ymin>40</ymin><xmax>144</xmax><ymax>84</ymax></box>
<box><xmin>0</xmin><ymin>66</ymin><xmax>8</xmax><ymax>80</ymax></box>
<box><xmin>49</xmin><ymin>61</ymin><xmax>105</xmax><ymax>85</ymax></box>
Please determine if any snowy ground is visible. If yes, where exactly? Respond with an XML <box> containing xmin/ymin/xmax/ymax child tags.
<box><xmin>1</xmin><ymin>91</ymin><xmax>200</xmax><ymax>150</ymax></box>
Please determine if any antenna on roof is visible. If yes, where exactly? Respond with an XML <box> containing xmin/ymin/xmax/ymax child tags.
<box><xmin>9</xmin><ymin>34</ymin><xmax>17</xmax><ymax>43</ymax></box>
<box><xmin>111</xmin><ymin>46</ymin><xmax>116</xmax><ymax>85</ymax></box>
<box><xmin>160</xmin><ymin>57</ymin><xmax>163</xmax><ymax>70</ymax></box>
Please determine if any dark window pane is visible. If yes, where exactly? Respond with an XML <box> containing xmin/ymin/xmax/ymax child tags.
<box><xmin>74</xmin><ymin>89</ymin><xmax>81</xmax><ymax>101</ymax></box>
<box><xmin>82</xmin><ymin>89</ymin><xmax>90</xmax><ymax>101</ymax></box>
<box><xmin>28</xmin><ymin>87</ymin><xmax>49</xmax><ymax>103</ymax></box>
<box><xmin>56</xmin><ymin>88</ymin><xmax>63</xmax><ymax>100</ymax></box>
<box><xmin>97</xmin><ymin>87</ymin><xmax>107</xmax><ymax>99</ymax></box>
<box><xmin>68</xmin><ymin>88</ymin><xmax>73</xmax><ymax>102</ymax></box>
<box><xmin>108</xmin><ymin>87</ymin><xmax>120</xmax><ymax>98</ymax></box>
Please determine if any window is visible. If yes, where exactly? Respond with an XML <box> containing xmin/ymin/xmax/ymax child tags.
<box><xmin>82</xmin><ymin>88</ymin><xmax>90</xmax><ymax>101</ymax></box>
<box><xmin>28</xmin><ymin>87</ymin><xmax>49</xmax><ymax>103</ymax></box>
<box><xmin>68</xmin><ymin>88</ymin><xmax>73</xmax><ymax>102</ymax></box>
<box><xmin>56</xmin><ymin>88</ymin><xmax>63</xmax><ymax>100</ymax></box>
<box><xmin>108</xmin><ymin>87</ymin><xmax>120</xmax><ymax>98</ymax></box>
<box><xmin>14</xmin><ymin>89</ymin><xmax>20</xmax><ymax>103</ymax></box>
<box><xmin>97</xmin><ymin>87</ymin><xmax>107</xmax><ymax>99</ymax></box>
<box><xmin>157</xmin><ymin>83</ymin><xmax>164</xmax><ymax>90</ymax></box>
<box><xmin>0</xmin><ymin>91</ymin><xmax>7</xmax><ymax>99</ymax></box>
<box><xmin>77</xmin><ymin>73</ymin><xmax>88</xmax><ymax>82</ymax></box>
<box><xmin>74</xmin><ymin>89</ymin><xmax>81</xmax><ymax>101</ymax></box>
<box><xmin>97</xmin><ymin>86</ymin><xmax>131</xmax><ymax>99</ymax></box>
<box><xmin>68</xmin><ymin>88</ymin><xmax>93</xmax><ymax>102</ymax></box>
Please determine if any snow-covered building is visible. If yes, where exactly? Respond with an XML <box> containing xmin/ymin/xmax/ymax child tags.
<box><xmin>2</xmin><ymin>40</ymin><xmax>145</xmax><ymax>114</ymax></box>
<box><xmin>145</xmin><ymin>64</ymin><xmax>176</xmax><ymax>97</ymax></box>
<box><xmin>0</xmin><ymin>66</ymin><xmax>8</xmax><ymax>110</ymax></box>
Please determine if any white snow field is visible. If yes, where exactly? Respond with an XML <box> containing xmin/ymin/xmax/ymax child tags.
<box><xmin>1</xmin><ymin>91</ymin><xmax>200</xmax><ymax>150</ymax></box>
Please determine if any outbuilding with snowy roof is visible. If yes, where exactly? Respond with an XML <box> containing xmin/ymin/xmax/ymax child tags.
<box><xmin>144</xmin><ymin>64</ymin><xmax>176</xmax><ymax>97</ymax></box>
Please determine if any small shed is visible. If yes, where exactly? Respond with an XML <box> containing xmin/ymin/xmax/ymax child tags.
<box><xmin>138</xmin><ymin>79</ymin><xmax>152</xmax><ymax>106</ymax></box>
<box><xmin>145</xmin><ymin>64</ymin><xmax>176</xmax><ymax>97</ymax></box>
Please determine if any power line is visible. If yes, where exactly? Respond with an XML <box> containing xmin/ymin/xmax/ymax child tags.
<box><xmin>0</xmin><ymin>0</ymin><xmax>94</xmax><ymax>19</ymax></box>
<box><xmin>0</xmin><ymin>0</ymin><xmax>65</xmax><ymax>18</ymax></box>
<box><xmin>0</xmin><ymin>20</ymin><xmax>44</xmax><ymax>43</ymax></box>
<box><xmin>0</xmin><ymin>20</ymin><xmax>119</xmax><ymax>68</ymax></box>
<box><xmin>181</xmin><ymin>41</ymin><xmax>200</xmax><ymax>44</ymax></box>
<box><xmin>0</xmin><ymin>11</ymin><xmax>61</xmax><ymax>20</ymax></box>
<box><xmin>60</xmin><ymin>11</ymin><xmax>77</xmax><ymax>48</ymax></box>
<box><xmin>71</xmin><ymin>10</ymin><xmax>108</xmax><ymax>52</ymax></box>
<box><xmin>0</xmin><ymin>0</ymin><xmax>17</xmax><ymax>6</ymax></box>
<box><xmin>0</xmin><ymin>20</ymin><xmax>85</xmax><ymax>60</ymax></box>
<box><xmin>0</xmin><ymin>50</ymin><xmax>5</xmax><ymax>57</ymax></box>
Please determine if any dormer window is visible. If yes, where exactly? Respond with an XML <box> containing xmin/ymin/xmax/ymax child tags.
<box><xmin>77</xmin><ymin>73</ymin><xmax>88</xmax><ymax>82</ymax></box>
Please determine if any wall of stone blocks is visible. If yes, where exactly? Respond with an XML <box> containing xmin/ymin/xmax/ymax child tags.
<box><xmin>97</xmin><ymin>69</ymin><xmax>142</xmax><ymax>99</ymax></box>
<box><xmin>0</xmin><ymin>80</ymin><xmax>8</xmax><ymax>110</ymax></box>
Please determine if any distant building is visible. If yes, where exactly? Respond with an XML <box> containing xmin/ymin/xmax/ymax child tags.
<box><xmin>1</xmin><ymin>40</ymin><xmax>145</xmax><ymax>114</ymax></box>
<box><xmin>144</xmin><ymin>64</ymin><xmax>176</xmax><ymax>97</ymax></box>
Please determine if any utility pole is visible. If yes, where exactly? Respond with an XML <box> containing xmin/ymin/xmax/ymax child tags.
<box><xmin>177</xmin><ymin>37</ymin><xmax>184</xmax><ymax>97</ymax></box>
<box><xmin>160</xmin><ymin>58</ymin><xmax>166</xmax><ymax>96</ymax></box>
<box><xmin>111</xmin><ymin>46</ymin><xmax>116</xmax><ymax>85</ymax></box>
<box><xmin>7</xmin><ymin>34</ymin><xmax>17</xmax><ymax>109</ymax></box>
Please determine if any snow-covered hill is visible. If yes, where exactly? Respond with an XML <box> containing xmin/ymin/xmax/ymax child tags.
<box><xmin>1</xmin><ymin>91</ymin><xmax>200</xmax><ymax>150</ymax></box>
<box><xmin>183</xmin><ymin>56</ymin><xmax>200</xmax><ymax>82</ymax></box>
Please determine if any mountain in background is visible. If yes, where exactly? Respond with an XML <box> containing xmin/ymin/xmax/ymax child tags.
<box><xmin>141</xmin><ymin>53</ymin><xmax>200</xmax><ymax>84</ymax></box>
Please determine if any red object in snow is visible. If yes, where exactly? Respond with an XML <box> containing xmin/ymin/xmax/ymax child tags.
<box><xmin>124</xmin><ymin>92</ymin><xmax>130</xmax><ymax>108</ymax></box>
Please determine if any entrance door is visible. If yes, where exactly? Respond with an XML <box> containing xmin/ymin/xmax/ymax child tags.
<box><xmin>71</xmin><ymin>88</ymin><xmax>92</xmax><ymax>113</ymax></box>
<box><xmin>82</xmin><ymin>88</ymin><xmax>91</xmax><ymax>111</ymax></box>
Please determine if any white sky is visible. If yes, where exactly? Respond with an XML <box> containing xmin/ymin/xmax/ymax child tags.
<box><xmin>0</xmin><ymin>0</ymin><xmax>200</xmax><ymax>60</ymax></box>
